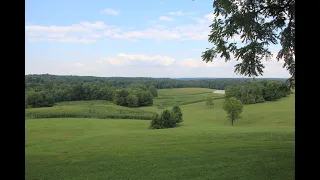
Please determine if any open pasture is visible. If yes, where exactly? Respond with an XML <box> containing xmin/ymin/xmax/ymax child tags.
<box><xmin>26</xmin><ymin>88</ymin><xmax>294</xmax><ymax>180</ymax></box>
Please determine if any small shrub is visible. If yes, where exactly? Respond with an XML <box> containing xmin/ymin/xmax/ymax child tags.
<box><xmin>172</xmin><ymin>106</ymin><xmax>183</xmax><ymax>123</ymax></box>
<box><xmin>149</xmin><ymin>114</ymin><xmax>163</xmax><ymax>129</ymax></box>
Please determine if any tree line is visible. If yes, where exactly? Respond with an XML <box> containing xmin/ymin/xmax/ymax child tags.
<box><xmin>225</xmin><ymin>80</ymin><xmax>292</xmax><ymax>105</ymax></box>
<box><xmin>25</xmin><ymin>81</ymin><xmax>158</xmax><ymax>108</ymax></box>
<box><xmin>25</xmin><ymin>74</ymin><xmax>289</xmax><ymax>108</ymax></box>
<box><xmin>26</xmin><ymin>74</ymin><xmax>288</xmax><ymax>90</ymax></box>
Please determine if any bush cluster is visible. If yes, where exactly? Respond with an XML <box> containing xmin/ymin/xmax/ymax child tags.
<box><xmin>225</xmin><ymin>80</ymin><xmax>291</xmax><ymax>104</ymax></box>
<box><xmin>149</xmin><ymin>106</ymin><xmax>183</xmax><ymax>129</ymax></box>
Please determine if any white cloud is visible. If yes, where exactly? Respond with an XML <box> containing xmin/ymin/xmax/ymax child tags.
<box><xmin>26</xmin><ymin>7</ymin><xmax>290</xmax><ymax>78</ymax></box>
<box><xmin>262</xmin><ymin>58</ymin><xmax>290</xmax><ymax>77</ymax></box>
<box><xmin>101</xmin><ymin>8</ymin><xmax>120</xmax><ymax>16</ymax></box>
<box><xmin>181</xmin><ymin>32</ymin><xmax>208</xmax><ymax>41</ymax></box>
<box><xmin>204</xmin><ymin>13</ymin><xmax>215</xmax><ymax>21</ymax></box>
<box><xmin>75</xmin><ymin>63</ymin><xmax>85</xmax><ymax>66</ymax></box>
<box><xmin>26</xmin><ymin>21</ymin><xmax>108</xmax><ymax>32</ymax></box>
<box><xmin>25</xmin><ymin>25</ymin><xmax>87</xmax><ymax>32</ymax></box>
<box><xmin>168</xmin><ymin>10</ymin><xmax>196</xmax><ymax>16</ymax></box>
<box><xmin>113</xmin><ymin>29</ymin><xmax>180</xmax><ymax>40</ymax></box>
<box><xmin>179</xmin><ymin>58</ymin><xmax>232</xmax><ymax>68</ymax></box>
<box><xmin>23</xmin><ymin>12</ymin><xmax>253</xmax><ymax>44</ymax></box>
<box><xmin>26</xmin><ymin>38</ymin><xmax>37</xmax><ymax>43</ymax></box>
<box><xmin>190</xmin><ymin>49</ymin><xmax>204</xmax><ymax>52</ymax></box>
<box><xmin>168</xmin><ymin>10</ymin><xmax>183</xmax><ymax>16</ymax></box>
<box><xmin>105</xmin><ymin>15</ymin><xmax>212</xmax><ymax>41</ymax></box>
<box><xmin>191</xmin><ymin>12</ymin><xmax>223</xmax><ymax>24</ymax></box>
<box><xmin>91</xmin><ymin>34</ymin><xmax>101</xmax><ymax>38</ymax></box>
<box><xmin>159</xmin><ymin>16</ymin><xmax>174</xmax><ymax>22</ymax></box>
<box><xmin>27</xmin><ymin>32</ymin><xmax>37</xmax><ymax>37</ymax></box>
<box><xmin>180</xmin><ymin>59</ymin><xmax>208</xmax><ymax>68</ymax></box>
<box><xmin>97</xmin><ymin>54</ymin><xmax>175</xmax><ymax>66</ymax></box>
<box><xmin>25</xmin><ymin>12</ymin><xmax>227</xmax><ymax>43</ymax></box>
<box><xmin>108</xmin><ymin>22</ymin><xmax>208</xmax><ymax>41</ymax></box>
<box><xmin>26</xmin><ymin>37</ymin><xmax>96</xmax><ymax>43</ymax></box>
<box><xmin>26</xmin><ymin>51</ymin><xmax>290</xmax><ymax>78</ymax></box>
<box><xmin>47</xmin><ymin>33</ymin><xmax>65</xmax><ymax>38</ymax></box>
<box><xmin>95</xmin><ymin>54</ymin><xmax>234</xmax><ymax>69</ymax></box>
<box><xmin>103</xmin><ymin>27</ymin><xmax>122</xmax><ymax>36</ymax></box>
<box><xmin>25</xmin><ymin>21</ymin><xmax>108</xmax><ymax>43</ymax></box>
<box><xmin>174</xmin><ymin>24</ymin><xmax>209</xmax><ymax>41</ymax></box>
<box><xmin>59</xmin><ymin>38</ymin><xmax>96</xmax><ymax>43</ymax></box>
<box><xmin>192</xmin><ymin>18</ymin><xmax>207</xmax><ymax>24</ymax></box>
<box><xmin>80</xmin><ymin>21</ymin><xmax>107</xmax><ymax>29</ymax></box>
<box><xmin>129</xmin><ymin>39</ymin><xmax>139</xmax><ymax>42</ymax></box>
<box><xmin>178</xmin><ymin>13</ymin><xmax>237</xmax><ymax>41</ymax></box>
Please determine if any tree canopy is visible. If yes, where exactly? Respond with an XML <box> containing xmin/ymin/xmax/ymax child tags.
<box><xmin>225</xmin><ymin>80</ymin><xmax>290</xmax><ymax>104</ymax></box>
<box><xmin>202</xmin><ymin>0</ymin><xmax>295</xmax><ymax>88</ymax></box>
<box><xmin>223</xmin><ymin>97</ymin><xmax>244</xmax><ymax>126</ymax></box>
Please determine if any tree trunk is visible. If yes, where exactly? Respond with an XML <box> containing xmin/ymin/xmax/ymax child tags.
<box><xmin>232</xmin><ymin>119</ymin><xmax>234</xmax><ymax>126</ymax></box>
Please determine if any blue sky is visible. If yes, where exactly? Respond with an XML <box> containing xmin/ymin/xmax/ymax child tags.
<box><xmin>25</xmin><ymin>0</ymin><xmax>290</xmax><ymax>78</ymax></box>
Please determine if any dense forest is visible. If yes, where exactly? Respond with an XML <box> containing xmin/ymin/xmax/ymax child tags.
<box><xmin>225</xmin><ymin>81</ymin><xmax>291</xmax><ymax>105</ymax></box>
<box><xmin>25</xmin><ymin>74</ymin><xmax>289</xmax><ymax>108</ymax></box>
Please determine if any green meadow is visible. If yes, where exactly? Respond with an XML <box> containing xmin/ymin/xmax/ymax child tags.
<box><xmin>26</xmin><ymin>88</ymin><xmax>294</xmax><ymax>180</ymax></box>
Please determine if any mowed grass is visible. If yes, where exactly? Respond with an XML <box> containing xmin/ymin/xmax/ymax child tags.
<box><xmin>26</xmin><ymin>89</ymin><xmax>294</xmax><ymax>180</ymax></box>
<box><xmin>157</xmin><ymin>88</ymin><xmax>214</xmax><ymax>96</ymax></box>
<box><xmin>151</xmin><ymin>88</ymin><xmax>224</xmax><ymax>109</ymax></box>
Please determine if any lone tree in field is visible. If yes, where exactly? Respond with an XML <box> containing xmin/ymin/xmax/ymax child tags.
<box><xmin>223</xmin><ymin>97</ymin><xmax>244</xmax><ymax>126</ymax></box>
<box><xmin>202</xmin><ymin>0</ymin><xmax>295</xmax><ymax>88</ymax></box>
<box><xmin>206</xmin><ymin>95</ymin><xmax>214</xmax><ymax>108</ymax></box>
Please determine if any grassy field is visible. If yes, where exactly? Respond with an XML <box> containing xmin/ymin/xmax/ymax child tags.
<box><xmin>25</xmin><ymin>88</ymin><xmax>294</xmax><ymax>180</ymax></box>
<box><xmin>25</xmin><ymin>88</ymin><xmax>222</xmax><ymax>119</ymax></box>
<box><xmin>25</xmin><ymin>100</ymin><xmax>156</xmax><ymax>120</ymax></box>
<box><xmin>153</xmin><ymin>88</ymin><xmax>224</xmax><ymax>107</ymax></box>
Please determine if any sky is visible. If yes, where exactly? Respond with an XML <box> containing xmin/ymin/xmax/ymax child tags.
<box><xmin>25</xmin><ymin>0</ymin><xmax>290</xmax><ymax>78</ymax></box>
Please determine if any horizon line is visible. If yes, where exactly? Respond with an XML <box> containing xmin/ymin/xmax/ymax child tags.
<box><xmin>25</xmin><ymin>73</ymin><xmax>289</xmax><ymax>79</ymax></box>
